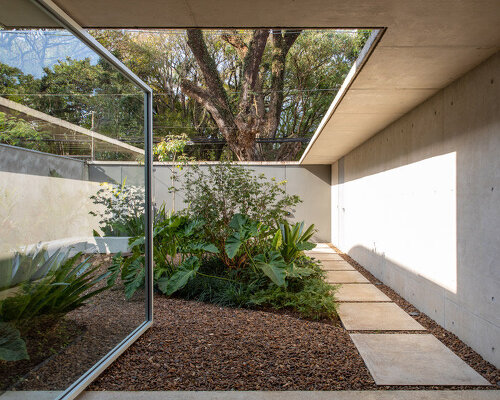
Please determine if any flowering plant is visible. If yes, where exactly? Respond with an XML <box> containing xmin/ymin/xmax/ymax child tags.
<box><xmin>90</xmin><ymin>179</ymin><xmax>145</xmax><ymax>237</ymax></box>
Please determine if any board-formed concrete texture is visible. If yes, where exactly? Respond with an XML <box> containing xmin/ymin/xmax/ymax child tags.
<box><xmin>330</xmin><ymin>53</ymin><xmax>500</xmax><ymax>367</ymax></box>
<box><xmin>350</xmin><ymin>334</ymin><xmax>491</xmax><ymax>386</ymax></box>
<box><xmin>326</xmin><ymin>271</ymin><xmax>370</xmax><ymax>284</ymax></box>
<box><xmin>338</xmin><ymin>303</ymin><xmax>425</xmax><ymax>331</ymax></box>
<box><xmin>320</xmin><ymin>260</ymin><xmax>355</xmax><ymax>271</ymax></box>
<box><xmin>336</xmin><ymin>284</ymin><xmax>391</xmax><ymax>302</ymax></box>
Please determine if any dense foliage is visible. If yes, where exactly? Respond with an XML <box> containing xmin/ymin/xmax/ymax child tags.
<box><xmin>0</xmin><ymin>247</ymin><xmax>112</xmax><ymax>361</ymax></box>
<box><xmin>92</xmin><ymin>29</ymin><xmax>370</xmax><ymax>160</ymax></box>
<box><xmin>111</xmin><ymin>163</ymin><xmax>337</xmax><ymax>320</ymax></box>
<box><xmin>0</xmin><ymin>29</ymin><xmax>369</xmax><ymax>161</ymax></box>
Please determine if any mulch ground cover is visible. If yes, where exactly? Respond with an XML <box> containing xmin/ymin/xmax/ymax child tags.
<box><xmin>5</xmin><ymin>251</ymin><xmax>499</xmax><ymax>392</ymax></box>
<box><xmin>89</xmin><ymin>247</ymin><xmax>500</xmax><ymax>392</ymax></box>
<box><xmin>90</xmin><ymin>297</ymin><xmax>374</xmax><ymax>391</ymax></box>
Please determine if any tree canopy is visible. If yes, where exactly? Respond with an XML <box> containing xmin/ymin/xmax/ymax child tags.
<box><xmin>1</xmin><ymin>29</ymin><xmax>370</xmax><ymax>161</ymax></box>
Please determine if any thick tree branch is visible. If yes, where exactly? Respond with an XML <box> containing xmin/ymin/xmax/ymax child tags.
<box><xmin>180</xmin><ymin>78</ymin><xmax>237</xmax><ymax>142</ymax></box>
<box><xmin>221</xmin><ymin>31</ymin><xmax>248</xmax><ymax>59</ymax></box>
<box><xmin>238</xmin><ymin>29</ymin><xmax>269</xmax><ymax>117</ymax></box>
<box><xmin>264</xmin><ymin>29</ymin><xmax>302</xmax><ymax>138</ymax></box>
<box><xmin>185</xmin><ymin>29</ymin><xmax>231</xmax><ymax>112</ymax></box>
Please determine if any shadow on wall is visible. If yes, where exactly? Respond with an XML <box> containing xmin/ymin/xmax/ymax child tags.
<box><xmin>334</xmin><ymin>51</ymin><xmax>500</xmax><ymax>367</ymax></box>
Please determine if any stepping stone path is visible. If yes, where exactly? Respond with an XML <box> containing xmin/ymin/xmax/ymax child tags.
<box><xmin>313</xmin><ymin>243</ymin><xmax>491</xmax><ymax>387</ymax></box>
<box><xmin>325</xmin><ymin>270</ymin><xmax>370</xmax><ymax>284</ymax></box>
<box><xmin>320</xmin><ymin>260</ymin><xmax>355</xmax><ymax>271</ymax></box>
<box><xmin>336</xmin><ymin>283</ymin><xmax>391</xmax><ymax>302</ymax></box>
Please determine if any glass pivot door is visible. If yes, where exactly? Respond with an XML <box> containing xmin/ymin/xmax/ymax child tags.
<box><xmin>0</xmin><ymin>0</ymin><xmax>153</xmax><ymax>399</ymax></box>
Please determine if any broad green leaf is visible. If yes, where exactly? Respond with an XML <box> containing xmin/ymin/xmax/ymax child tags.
<box><xmin>160</xmin><ymin>257</ymin><xmax>200</xmax><ymax>296</ymax></box>
<box><xmin>0</xmin><ymin>322</ymin><xmax>28</xmax><ymax>361</ymax></box>
<box><xmin>229</xmin><ymin>213</ymin><xmax>248</xmax><ymax>231</ymax></box>
<box><xmin>297</xmin><ymin>242</ymin><xmax>316</xmax><ymax>251</ymax></box>
<box><xmin>128</xmin><ymin>236</ymin><xmax>145</xmax><ymax>248</ymax></box>
<box><xmin>271</xmin><ymin>229</ymin><xmax>282</xmax><ymax>251</ymax></box>
<box><xmin>225</xmin><ymin>232</ymin><xmax>243</xmax><ymax>259</ymax></box>
<box><xmin>255</xmin><ymin>251</ymin><xmax>287</xmax><ymax>287</ymax></box>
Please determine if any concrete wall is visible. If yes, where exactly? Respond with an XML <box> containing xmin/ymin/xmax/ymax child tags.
<box><xmin>0</xmin><ymin>145</ymin><xmax>100</xmax><ymax>256</ymax></box>
<box><xmin>0</xmin><ymin>170</ymin><xmax>101</xmax><ymax>256</ymax></box>
<box><xmin>89</xmin><ymin>162</ymin><xmax>332</xmax><ymax>242</ymax></box>
<box><xmin>331</xmin><ymin>52</ymin><xmax>500</xmax><ymax>367</ymax></box>
<box><xmin>0</xmin><ymin>143</ymin><xmax>87</xmax><ymax>180</ymax></box>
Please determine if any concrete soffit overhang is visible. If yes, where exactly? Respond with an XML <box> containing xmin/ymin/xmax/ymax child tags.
<box><xmin>2</xmin><ymin>1</ymin><xmax>500</xmax><ymax>165</ymax></box>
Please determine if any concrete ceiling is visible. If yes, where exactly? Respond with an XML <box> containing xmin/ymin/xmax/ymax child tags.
<box><xmin>2</xmin><ymin>0</ymin><xmax>500</xmax><ymax>164</ymax></box>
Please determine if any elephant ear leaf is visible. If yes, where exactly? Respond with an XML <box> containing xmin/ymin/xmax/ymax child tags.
<box><xmin>229</xmin><ymin>213</ymin><xmax>248</xmax><ymax>231</ymax></box>
<box><xmin>225</xmin><ymin>232</ymin><xmax>243</xmax><ymax>259</ymax></box>
<box><xmin>255</xmin><ymin>251</ymin><xmax>287</xmax><ymax>287</ymax></box>
<box><xmin>0</xmin><ymin>322</ymin><xmax>28</xmax><ymax>361</ymax></box>
<box><xmin>159</xmin><ymin>256</ymin><xmax>200</xmax><ymax>296</ymax></box>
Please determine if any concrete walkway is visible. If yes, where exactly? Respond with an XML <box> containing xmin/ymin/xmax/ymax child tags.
<box><xmin>312</xmin><ymin>244</ymin><xmax>491</xmax><ymax>387</ymax></box>
<box><xmin>3</xmin><ymin>391</ymin><xmax>500</xmax><ymax>400</ymax></box>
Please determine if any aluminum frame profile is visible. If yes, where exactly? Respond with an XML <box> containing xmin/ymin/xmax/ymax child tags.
<box><xmin>24</xmin><ymin>1</ymin><xmax>154</xmax><ymax>399</ymax></box>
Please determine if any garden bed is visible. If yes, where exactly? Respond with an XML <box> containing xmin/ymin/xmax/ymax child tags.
<box><xmin>2</xmin><ymin>255</ymin><xmax>145</xmax><ymax>391</ymax></box>
<box><xmin>89</xmin><ymin>297</ymin><xmax>499</xmax><ymax>391</ymax></box>
<box><xmin>90</xmin><ymin>297</ymin><xmax>374</xmax><ymax>391</ymax></box>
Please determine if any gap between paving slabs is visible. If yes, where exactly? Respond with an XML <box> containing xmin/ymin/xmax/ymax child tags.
<box><xmin>314</xmin><ymin>244</ymin><xmax>492</xmax><ymax>387</ymax></box>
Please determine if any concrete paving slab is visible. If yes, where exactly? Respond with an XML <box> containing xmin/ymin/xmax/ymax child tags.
<box><xmin>313</xmin><ymin>243</ymin><xmax>331</xmax><ymax>249</ymax></box>
<box><xmin>336</xmin><ymin>284</ymin><xmax>392</xmax><ymax>302</ymax></box>
<box><xmin>326</xmin><ymin>271</ymin><xmax>370</xmax><ymax>284</ymax></box>
<box><xmin>320</xmin><ymin>260</ymin><xmax>355</xmax><ymax>271</ymax></box>
<box><xmin>77</xmin><ymin>390</ymin><xmax>500</xmax><ymax>400</ymax></box>
<box><xmin>1</xmin><ymin>392</ymin><xmax>63</xmax><ymax>400</ymax></box>
<box><xmin>350</xmin><ymin>334</ymin><xmax>491</xmax><ymax>386</ymax></box>
<box><xmin>338</xmin><ymin>303</ymin><xmax>425</xmax><ymax>330</ymax></box>
<box><xmin>306</xmin><ymin>247</ymin><xmax>335</xmax><ymax>254</ymax></box>
<box><xmin>308</xmin><ymin>253</ymin><xmax>345</xmax><ymax>261</ymax></box>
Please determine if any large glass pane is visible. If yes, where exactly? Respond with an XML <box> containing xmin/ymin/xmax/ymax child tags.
<box><xmin>0</xmin><ymin>2</ymin><xmax>148</xmax><ymax>398</ymax></box>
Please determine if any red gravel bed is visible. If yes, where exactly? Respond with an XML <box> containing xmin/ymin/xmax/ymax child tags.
<box><xmin>90</xmin><ymin>298</ymin><xmax>375</xmax><ymax>391</ymax></box>
<box><xmin>331</xmin><ymin>245</ymin><xmax>500</xmax><ymax>387</ymax></box>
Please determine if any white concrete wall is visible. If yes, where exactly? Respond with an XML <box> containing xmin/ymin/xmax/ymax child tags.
<box><xmin>89</xmin><ymin>163</ymin><xmax>332</xmax><ymax>243</ymax></box>
<box><xmin>331</xmin><ymin>51</ymin><xmax>500</xmax><ymax>367</ymax></box>
<box><xmin>0</xmin><ymin>145</ymin><xmax>105</xmax><ymax>257</ymax></box>
<box><xmin>0</xmin><ymin>171</ymin><xmax>101</xmax><ymax>257</ymax></box>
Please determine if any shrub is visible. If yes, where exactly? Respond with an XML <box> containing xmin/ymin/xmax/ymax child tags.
<box><xmin>0</xmin><ymin>249</ymin><xmax>111</xmax><ymax>362</ymax></box>
<box><xmin>90</xmin><ymin>179</ymin><xmax>145</xmax><ymax>237</ymax></box>
<box><xmin>182</xmin><ymin>163</ymin><xmax>301</xmax><ymax>262</ymax></box>
<box><xmin>109</xmin><ymin>213</ymin><xmax>219</xmax><ymax>299</ymax></box>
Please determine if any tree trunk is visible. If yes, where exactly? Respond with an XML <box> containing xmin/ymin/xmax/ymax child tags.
<box><xmin>181</xmin><ymin>28</ymin><xmax>301</xmax><ymax>160</ymax></box>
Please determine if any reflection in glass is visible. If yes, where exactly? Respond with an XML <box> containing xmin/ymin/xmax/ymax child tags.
<box><xmin>0</xmin><ymin>2</ymin><xmax>148</xmax><ymax>398</ymax></box>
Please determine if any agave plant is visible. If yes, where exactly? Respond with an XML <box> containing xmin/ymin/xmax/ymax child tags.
<box><xmin>0</xmin><ymin>245</ymin><xmax>66</xmax><ymax>292</ymax></box>
<box><xmin>0</xmin><ymin>253</ymin><xmax>110</xmax><ymax>324</ymax></box>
